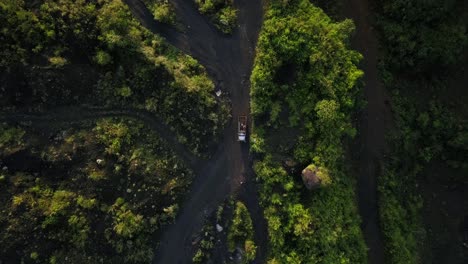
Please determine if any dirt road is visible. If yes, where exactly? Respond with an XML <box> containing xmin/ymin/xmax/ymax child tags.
<box><xmin>124</xmin><ymin>0</ymin><xmax>266</xmax><ymax>263</ymax></box>
<box><xmin>342</xmin><ymin>0</ymin><xmax>391</xmax><ymax>263</ymax></box>
<box><xmin>0</xmin><ymin>107</ymin><xmax>199</xmax><ymax>168</ymax></box>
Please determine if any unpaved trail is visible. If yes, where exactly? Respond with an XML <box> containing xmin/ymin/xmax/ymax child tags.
<box><xmin>0</xmin><ymin>107</ymin><xmax>199</xmax><ymax>168</ymax></box>
<box><xmin>342</xmin><ymin>0</ymin><xmax>391</xmax><ymax>263</ymax></box>
<box><xmin>124</xmin><ymin>0</ymin><xmax>266</xmax><ymax>263</ymax></box>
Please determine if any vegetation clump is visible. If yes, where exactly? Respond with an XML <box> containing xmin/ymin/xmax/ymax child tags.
<box><xmin>192</xmin><ymin>223</ymin><xmax>216</xmax><ymax>263</ymax></box>
<box><xmin>142</xmin><ymin>0</ymin><xmax>177</xmax><ymax>25</ymax></box>
<box><xmin>0</xmin><ymin>0</ymin><xmax>229</xmax><ymax>156</ymax></box>
<box><xmin>375</xmin><ymin>0</ymin><xmax>468</xmax><ymax>263</ymax></box>
<box><xmin>227</xmin><ymin>201</ymin><xmax>256</xmax><ymax>263</ymax></box>
<box><xmin>250</xmin><ymin>0</ymin><xmax>367</xmax><ymax>262</ymax></box>
<box><xmin>0</xmin><ymin>119</ymin><xmax>193</xmax><ymax>263</ymax></box>
<box><xmin>194</xmin><ymin>0</ymin><xmax>237</xmax><ymax>33</ymax></box>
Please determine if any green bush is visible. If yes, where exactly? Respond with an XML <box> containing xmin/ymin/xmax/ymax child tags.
<box><xmin>142</xmin><ymin>0</ymin><xmax>176</xmax><ymax>25</ymax></box>
<box><xmin>378</xmin><ymin>93</ymin><xmax>468</xmax><ymax>264</ymax></box>
<box><xmin>375</xmin><ymin>0</ymin><xmax>467</xmax><ymax>72</ymax></box>
<box><xmin>1</xmin><ymin>0</ymin><xmax>229</xmax><ymax>156</ymax></box>
<box><xmin>375</xmin><ymin>2</ymin><xmax>468</xmax><ymax>260</ymax></box>
<box><xmin>227</xmin><ymin>201</ymin><xmax>256</xmax><ymax>263</ymax></box>
<box><xmin>0</xmin><ymin>125</ymin><xmax>25</xmax><ymax>153</ymax></box>
<box><xmin>250</xmin><ymin>1</ymin><xmax>367</xmax><ymax>262</ymax></box>
<box><xmin>0</xmin><ymin>119</ymin><xmax>193</xmax><ymax>262</ymax></box>
<box><xmin>194</xmin><ymin>0</ymin><xmax>237</xmax><ymax>33</ymax></box>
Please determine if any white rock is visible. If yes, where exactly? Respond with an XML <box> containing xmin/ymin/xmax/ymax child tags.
<box><xmin>215</xmin><ymin>90</ymin><xmax>222</xmax><ymax>97</ymax></box>
<box><xmin>216</xmin><ymin>224</ymin><xmax>223</xmax><ymax>232</ymax></box>
<box><xmin>96</xmin><ymin>159</ymin><xmax>104</xmax><ymax>165</ymax></box>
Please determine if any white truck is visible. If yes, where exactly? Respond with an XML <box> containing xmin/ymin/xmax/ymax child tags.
<box><xmin>238</xmin><ymin>116</ymin><xmax>247</xmax><ymax>142</ymax></box>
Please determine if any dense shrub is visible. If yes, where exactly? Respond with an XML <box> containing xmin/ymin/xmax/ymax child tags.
<box><xmin>0</xmin><ymin>119</ymin><xmax>193</xmax><ymax>263</ymax></box>
<box><xmin>375</xmin><ymin>0</ymin><xmax>467</xmax><ymax>73</ymax></box>
<box><xmin>375</xmin><ymin>0</ymin><xmax>468</xmax><ymax>263</ymax></box>
<box><xmin>378</xmin><ymin>91</ymin><xmax>468</xmax><ymax>264</ymax></box>
<box><xmin>142</xmin><ymin>0</ymin><xmax>176</xmax><ymax>25</ymax></box>
<box><xmin>227</xmin><ymin>201</ymin><xmax>256</xmax><ymax>263</ymax></box>
<box><xmin>250</xmin><ymin>0</ymin><xmax>367</xmax><ymax>262</ymax></box>
<box><xmin>194</xmin><ymin>0</ymin><xmax>237</xmax><ymax>33</ymax></box>
<box><xmin>0</xmin><ymin>0</ymin><xmax>229</xmax><ymax>156</ymax></box>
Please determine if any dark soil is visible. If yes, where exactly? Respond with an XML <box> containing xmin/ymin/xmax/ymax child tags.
<box><xmin>0</xmin><ymin>107</ymin><xmax>198</xmax><ymax>168</ymax></box>
<box><xmin>0</xmin><ymin>63</ymin><xmax>98</xmax><ymax>111</ymax></box>
<box><xmin>124</xmin><ymin>0</ymin><xmax>266</xmax><ymax>263</ymax></box>
<box><xmin>341</xmin><ymin>0</ymin><xmax>391</xmax><ymax>263</ymax></box>
<box><xmin>418</xmin><ymin>51</ymin><xmax>468</xmax><ymax>264</ymax></box>
<box><xmin>1</xmin><ymin>0</ymin><xmax>266</xmax><ymax>262</ymax></box>
<box><xmin>420</xmin><ymin>162</ymin><xmax>468</xmax><ymax>264</ymax></box>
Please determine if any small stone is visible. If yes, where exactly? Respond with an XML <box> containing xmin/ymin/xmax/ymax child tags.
<box><xmin>2</xmin><ymin>166</ymin><xmax>8</xmax><ymax>171</ymax></box>
<box><xmin>127</xmin><ymin>188</ymin><xmax>132</xmax><ymax>193</ymax></box>
<box><xmin>96</xmin><ymin>159</ymin><xmax>104</xmax><ymax>165</ymax></box>
<box><xmin>215</xmin><ymin>90</ymin><xmax>222</xmax><ymax>97</ymax></box>
<box><xmin>216</xmin><ymin>224</ymin><xmax>223</xmax><ymax>232</ymax></box>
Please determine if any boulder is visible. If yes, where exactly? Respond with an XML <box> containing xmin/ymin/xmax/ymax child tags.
<box><xmin>301</xmin><ymin>164</ymin><xmax>330</xmax><ymax>190</ymax></box>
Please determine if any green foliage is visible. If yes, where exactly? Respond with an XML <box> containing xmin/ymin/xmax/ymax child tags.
<box><xmin>0</xmin><ymin>0</ymin><xmax>229</xmax><ymax>156</ymax></box>
<box><xmin>0</xmin><ymin>0</ymin><xmax>46</xmax><ymax>66</ymax></box>
<box><xmin>195</xmin><ymin>0</ymin><xmax>237</xmax><ymax>33</ymax></box>
<box><xmin>94</xmin><ymin>50</ymin><xmax>112</xmax><ymax>65</ymax></box>
<box><xmin>109</xmin><ymin>198</ymin><xmax>144</xmax><ymax>238</ymax></box>
<box><xmin>77</xmin><ymin>196</ymin><xmax>97</xmax><ymax>209</ymax></box>
<box><xmin>145</xmin><ymin>0</ymin><xmax>176</xmax><ymax>25</ymax></box>
<box><xmin>379</xmin><ymin>167</ymin><xmax>423</xmax><ymax>264</ymax></box>
<box><xmin>244</xmin><ymin>239</ymin><xmax>257</xmax><ymax>262</ymax></box>
<box><xmin>39</xmin><ymin>0</ymin><xmax>98</xmax><ymax>50</ymax></box>
<box><xmin>250</xmin><ymin>1</ymin><xmax>367</xmax><ymax>263</ymax></box>
<box><xmin>192</xmin><ymin>224</ymin><xmax>216</xmax><ymax>263</ymax></box>
<box><xmin>375</xmin><ymin>1</ymin><xmax>468</xmax><ymax>263</ymax></box>
<box><xmin>378</xmin><ymin>93</ymin><xmax>468</xmax><ymax>264</ymax></box>
<box><xmin>0</xmin><ymin>124</ymin><xmax>25</xmax><ymax>153</ymax></box>
<box><xmin>48</xmin><ymin>56</ymin><xmax>68</xmax><ymax>67</ymax></box>
<box><xmin>375</xmin><ymin>0</ymin><xmax>468</xmax><ymax>72</ymax></box>
<box><xmin>0</xmin><ymin>119</ymin><xmax>193</xmax><ymax>262</ymax></box>
<box><xmin>227</xmin><ymin>201</ymin><xmax>255</xmax><ymax>256</ymax></box>
<box><xmin>95</xmin><ymin>119</ymin><xmax>132</xmax><ymax>155</ymax></box>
